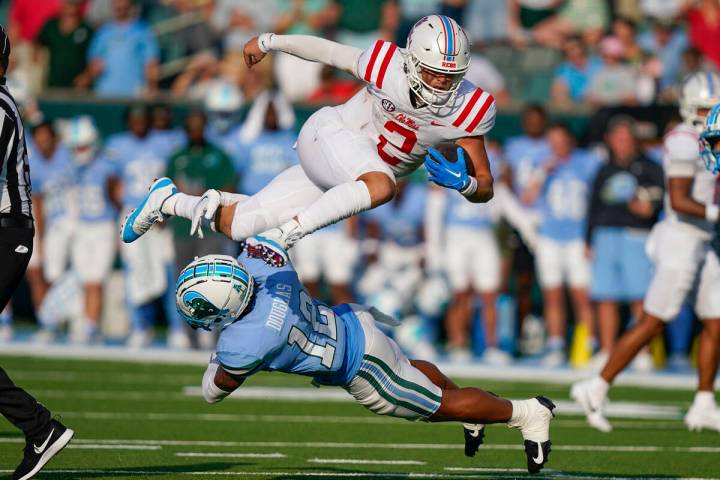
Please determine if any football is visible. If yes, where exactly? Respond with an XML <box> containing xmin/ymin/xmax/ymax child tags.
<box><xmin>434</xmin><ymin>142</ymin><xmax>474</xmax><ymax>176</ymax></box>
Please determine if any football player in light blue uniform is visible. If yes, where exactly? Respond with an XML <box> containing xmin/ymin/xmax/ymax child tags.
<box><xmin>66</xmin><ymin>116</ymin><xmax>118</xmax><ymax>343</ymax></box>
<box><xmin>177</xmin><ymin>238</ymin><xmax>556</xmax><ymax>474</ymax></box>
<box><xmin>149</xmin><ymin>103</ymin><xmax>186</xmax><ymax>155</ymax></box>
<box><xmin>431</xmin><ymin>146</ymin><xmax>510</xmax><ymax>365</ymax></box>
<box><xmin>524</xmin><ymin>123</ymin><xmax>602</xmax><ymax>367</ymax></box>
<box><xmin>225</xmin><ymin>90</ymin><xmax>298</xmax><ymax>196</ymax></box>
<box><xmin>109</xmin><ymin>105</ymin><xmax>186</xmax><ymax>348</ymax></box>
<box><xmin>204</xmin><ymin>81</ymin><xmax>244</xmax><ymax>150</ymax></box>
<box><xmin>28</xmin><ymin>122</ymin><xmax>76</xmax><ymax>291</ymax></box>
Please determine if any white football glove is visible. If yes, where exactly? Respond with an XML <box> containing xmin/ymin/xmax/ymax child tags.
<box><xmin>190</xmin><ymin>189</ymin><xmax>222</xmax><ymax>239</ymax></box>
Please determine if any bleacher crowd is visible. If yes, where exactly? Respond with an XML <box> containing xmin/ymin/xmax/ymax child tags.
<box><xmin>1</xmin><ymin>0</ymin><xmax>718</xmax><ymax>371</ymax></box>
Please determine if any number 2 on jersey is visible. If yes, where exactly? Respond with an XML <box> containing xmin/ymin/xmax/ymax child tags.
<box><xmin>377</xmin><ymin>120</ymin><xmax>417</xmax><ymax>165</ymax></box>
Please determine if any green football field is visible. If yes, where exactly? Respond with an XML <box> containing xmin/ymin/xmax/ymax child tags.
<box><xmin>1</xmin><ymin>354</ymin><xmax>719</xmax><ymax>480</ymax></box>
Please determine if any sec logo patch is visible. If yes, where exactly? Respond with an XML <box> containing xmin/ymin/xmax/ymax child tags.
<box><xmin>382</xmin><ymin>99</ymin><xmax>396</xmax><ymax>112</ymax></box>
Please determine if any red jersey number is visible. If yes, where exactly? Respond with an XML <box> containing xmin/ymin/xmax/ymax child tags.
<box><xmin>377</xmin><ymin>120</ymin><xmax>417</xmax><ymax>165</ymax></box>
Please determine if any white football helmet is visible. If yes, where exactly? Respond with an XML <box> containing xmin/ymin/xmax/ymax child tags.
<box><xmin>64</xmin><ymin>115</ymin><xmax>99</xmax><ymax>166</ymax></box>
<box><xmin>700</xmin><ymin>102</ymin><xmax>720</xmax><ymax>174</ymax></box>
<box><xmin>204</xmin><ymin>80</ymin><xmax>244</xmax><ymax>134</ymax></box>
<box><xmin>680</xmin><ymin>71</ymin><xmax>720</xmax><ymax>132</ymax></box>
<box><xmin>405</xmin><ymin>15</ymin><xmax>471</xmax><ymax>107</ymax></box>
<box><xmin>176</xmin><ymin>255</ymin><xmax>254</xmax><ymax>331</ymax></box>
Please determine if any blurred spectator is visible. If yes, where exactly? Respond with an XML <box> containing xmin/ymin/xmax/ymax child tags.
<box><xmin>532</xmin><ymin>0</ymin><xmax>609</xmax><ymax>49</ymax></box>
<box><xmin>395</xmin><ymin>0</ymin><xmax>439</xmax><ymax>44</ymax></box>
<box><xmin>508</xmin><ymin>0</ymin><xmax>565</xmax><ymax>48</ymax></box>
<box><xmin>586</xmin><ymin>117</ymin><xmax>664</xmax><ymax>360</ymax></box>
<box><xmin>687</xmin><ymin>0</ymin><xmax>720</xmax><ymax>69</ymax></box>
<box><xmin>160</xmin><ymin>0</ymin><xmax>216</xmax><ymax>57</ymax></box>
<box><xmin>586</xmin><ymin>36</ymin><xmax>640</xmax><ymax>107</ymax></box>
<box><xmin>465</xmin><ymin>50</ymin><xmax>509</xmax><ymax>106</ymax></box>
<box><xmin>334</xmin><ymin>0</ymin><xmax>399</xmax><ymax>48</ymax></box>
<box><xmin>211</xmin><ymin>0</ymin><xmax>278</xmax><ymax>53</ymax></box>
<box><xmin>551</xmin><ymin>36</ymin><xmax>603</xmax><ymax>106</ymax></box>
<box><xmin>65</xmin><ymin>116</ymin><xmax>118</xmax><ymax>344</ymax></box>
<box><xmin>86</xmin><ymin>0</ymin><xmax>159</xmax><ymax>97</ymax></box>
<box><xmin>149</xmin><ymin>103</ymin><xmax>186</xmax><ymax>154</ymax></box>
<box><xmin>440</xmin><ymin>0</ymin><xmax>467</xmax><ymax>24</ymax></box>
<box><xmin>306</xmin><ymin>65</ymin><xmax>361</xmax><ymax>104</ymax></box>
<box><xmin>171</xmin><ymin>52</ymin><xmax>222</xmax><ymax>100</ymax></box>
<box><xmin>638</xmin><ymin>18</ymin><xmax>689</xmax><ymax>92</ymax></box>
<box><xmin>613</xmin><ymin>17</ymin><xmax>644</xmax><ymax>65</ymax></box>
<box><xmin>503</xmin><ymin>105</ymin><xmax>551</xmax><ymax>327</ymax></box>
<box><xmin>273</xmin><ymin>0</ymin><xmax>340</xmax><ymax>101</ymax></box>
<box><xmin>227</xmin><ymin>90</ymin><xmax>297</xmax><ymax>195</ymax></box>
<box><xmin>523</xmin><ymin>123</ymin><xmax>602</xmax><ymax>367</ymax></box>
<box><xmin>204</xmin><ymin>80</ymin><xmax>244</xmax><ymax>147</ymax></box>
<box><xmin>36</xmin><ymin>0</ymin><xmax>94</xmax><ymax>89</ymax></box>
<box><xmin>8</xmin><ymin>0</ymin><xmax>62</xmax><ymax>43</ymax></box>
<box><xmin>463</xmin><ymin>0</ymin><xmax>507</xmax><ymax>43</ymax></box>
<box><xmin>640</xmin><ymin>0</ymin><xmax>688</xmax><ymax>20</ymax></box>
<box><xmin>167</xmin><ymin>111</ymin><xmax>236</xmax><ymax>271</ymax></box>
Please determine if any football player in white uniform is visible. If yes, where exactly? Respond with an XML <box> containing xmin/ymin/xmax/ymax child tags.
<box><xmin>121</xmin><ymin>15</ymin><xmax>495</xmax><ymax>253</ymax></box>
<box><xmin>571</xmin><ymin>72</ymin><xmax>720</xmax><ymax>433</ymax></box>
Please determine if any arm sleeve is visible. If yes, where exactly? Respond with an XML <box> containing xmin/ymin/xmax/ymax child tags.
<box><xmin>259</xmin><ymin>34</ymin><xmax>362</xmax><ymax>76</ymax></box>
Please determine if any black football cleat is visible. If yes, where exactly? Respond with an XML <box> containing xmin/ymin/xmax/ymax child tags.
<box><xmin>508</xmin><ymin>395</ymin><xmax>555</xmax><ymax>474</ymax></box>
<box><xmin>463</xmin><ymin>423</ymin><xmax>486</xmax><ymax>457</ymax></box>
<box><xmin>13</xmin><ymin>419</ymin><xmax>74</xmax><ymax>480</ymax></box>
<box><xmin>524</xmin><ymin>438</ymin><xmax>552</xmax><ymax>474</ymax></box>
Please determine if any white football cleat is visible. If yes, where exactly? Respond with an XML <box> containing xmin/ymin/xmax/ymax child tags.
<box><xmin>570</xmin><ymin>379</ymin><xmax>612</xmax><ymax>432</ymax></box>
<box><xmin>482</xmin><ymin>347</ymin><xmax>513</xmax><ymax>366</ymax></box>
<box><xmin>31</xmin><ymin>328</ymin><xmax>56</xmax><ymax>345</ymax></box>
<box><xmin>167</xmin><ymin>330</ymin><xmax>191</xmax><ymax>350</ymax></box>
<box><xmin>685</xmin><ymin>405</ymin><xmax>720</xmax><ymax>432</ymax></box>
<box><xmin>121</xmin><ymin>177</ymin><xmax>177</xmax><ymax>243</ymax></box>
<box><xmin>0</xmin><ymin>324</ymin><xmax>12</xmax><ymax>343</ymax></box>
<box><xmin>256</xmin><ymin>219</ymin><xmax>304</xmax><ymax>252</ymax></box>
<box><xmin>126</xmin><ymin>329</ymin><xmax>153</xmax><ymax>349</ymax></box>
<box><xmin>509</xmin><ymin>396</ymin><xmax>556</xmax><ymax>474</ymax></box>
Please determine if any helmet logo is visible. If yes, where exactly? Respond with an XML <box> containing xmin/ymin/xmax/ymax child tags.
<box><xmin>183</xmin><ymin>291</ymin><xmax>224</xmax><ymax>319</ymax></box>
<box><xmin>382</xmin><ymin>99</ymin><xmax>396</xmax><ymax>112</ymax></box>
<box><xmin>442</xmin><ymin>61</ymin><xmax>457</xmax><ymax>68</ymax></box>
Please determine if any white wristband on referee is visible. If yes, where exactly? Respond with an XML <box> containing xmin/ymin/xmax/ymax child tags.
<box><xmin>257</xmin><ymin>33</ymin><xmax>275</xmax><ymax>53</ymax></box>
<box><xmin>706</xmin><ymin>204</ymin><xmax>719</xmax><ymax>223</ymax></box>
<box><xmin>460</xmin><ymin>177</ymin><xmax>478</xmax><ymax>198</ymax></box>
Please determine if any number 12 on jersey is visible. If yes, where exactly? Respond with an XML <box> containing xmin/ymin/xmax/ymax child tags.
<box><xmin>287</xmin><ymin>290</ymin><xmax>337</xmax><ymax>368</ymax></box>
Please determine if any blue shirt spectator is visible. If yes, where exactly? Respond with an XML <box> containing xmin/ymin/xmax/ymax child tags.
<box><xmin>638</xmin><ymin>22</ymin><xmax>688</xmax><ymax>90</ymax></box>
<box><xmin>551</xmin><ymin>37</ymin><xmax>603</xmax><ymax>104</ymax></box>
<box><xmin>87</xmin><ymin>0</ymin><xmax>158</xmax><ymax>97</ymax></box>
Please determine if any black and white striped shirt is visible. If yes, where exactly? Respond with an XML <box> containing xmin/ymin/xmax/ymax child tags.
<box><xmin>0</xmin><ymin>81</ymin><xmax>31</xmax><ymax>217</ymax></box>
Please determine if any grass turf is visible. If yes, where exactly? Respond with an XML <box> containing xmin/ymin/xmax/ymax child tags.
<box><xmin>0</xmin><ymin>355</ymin><xmax>718</xmax><ymax>479</ymax></box>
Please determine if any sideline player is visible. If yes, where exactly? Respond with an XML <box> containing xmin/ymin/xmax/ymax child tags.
<box><xmin>176</xmin><ymin>237</ymin><xmax>556</xmax><ymax>474</ymax></box>
<box><xmin>121</xmin><ymin>15</ymin><xmax>495</xmax><ymax>250</ymax></box>
<box><xmin>571</xmin><ymin>72</ymin><xmax>720</xmax><ymax>432</ymax></box>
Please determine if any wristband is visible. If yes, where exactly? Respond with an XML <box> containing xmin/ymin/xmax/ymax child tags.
<box><xmin>257</xmin><ymin>33</ymin><xmax>275</xmax><ymax>53</ymax></box>
<box><xmin>460</xmin><ymin>176</ymin><xmax>478</xmax><ymax>197</ymax></box>
<box><xmin>706</xmin><ymin>204</ymin><xmax>720</xmax><ymax>223</ymax></box>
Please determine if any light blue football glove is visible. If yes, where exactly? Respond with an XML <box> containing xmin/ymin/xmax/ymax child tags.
<box><xmin>424</xmin><ymin>147</ymin><xmax>471</xmax><ymax>192</ymax></box>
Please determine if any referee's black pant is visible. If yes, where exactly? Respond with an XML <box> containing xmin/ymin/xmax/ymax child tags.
<box><xmin>0</xmin><ymin>222</ymin><xmax>51</xmax><ymax>440</ymax></box>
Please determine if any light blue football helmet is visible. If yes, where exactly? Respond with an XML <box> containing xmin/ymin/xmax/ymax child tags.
<box><xmin>700</xmin><ymin>102</ymin><xmax>720</xmax><ymax>175</ymax></box>
<box><xmin>175</xmin><ymin>255</ymin><xmax>254</xmax><ymax>331</ymax></box>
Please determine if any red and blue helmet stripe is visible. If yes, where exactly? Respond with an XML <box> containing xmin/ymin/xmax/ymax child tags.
<box><xmin>437</xmin><ymin>15</ymin><xmax>456</xmax><ymax>62</ymax></box>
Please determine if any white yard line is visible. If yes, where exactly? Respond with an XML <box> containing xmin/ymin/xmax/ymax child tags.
<box><xmin>67</xmin><ymin>444</ymin><xmax>161</xmax><ymax>450</ymax></box>
<box><xmin>0</xmin><ymin>344</ymin><xmax>700</xmax><ymax>390</ymax></box>
<box><xmin>0</xmin><ymin>437</ymin><xmax>716</xmax><ymax>454</ymax></box>
<box><xmin>0</xmin><ymin>470</ymin><xmax>715</xmax><ymax>480</ymax></box>
<box><xmin>175</xmin><ymin>452</ymin><xmax>286</xmax><ymax>458</ymax></box>
<box><xmin>308</xmin><ymin>458</ymin><xmax>425</xmax><ymax>465</ymax></box>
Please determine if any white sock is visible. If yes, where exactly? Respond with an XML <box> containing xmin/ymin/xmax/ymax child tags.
<box><xmin>589</xmin><ymin>376</ymin><xmax>610</xmax><ymax>402</ymax></box>
<box><xmin>508</xmin><ymin>399</ymin><xmax>530</xmax><ymax>428</ymax></box>
<box><xmin>162</xmin><ymin>193</ymin><xmax>200</xmax><ymax>219</ymax></box>
<box><xmin>693</xmin><ymin>391</ymin><xmax>716</xmax><ymax>409</ymax></box>
<box><xmin>296</xmin><ymin>181</ymin><xmax>371</xmax><ymax>235</ymax></box>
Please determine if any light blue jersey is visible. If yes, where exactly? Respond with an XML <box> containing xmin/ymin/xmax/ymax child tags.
<box><xmin>106</xmin><ymin>132</ymin><xmax>177</xmax><ymax>209</ymax></box>
<box><xmin>215</xmin><ymin>246</ymin><xmax>365</xmax><ymax>386</ymax></box>
<box><xmin>149</xmin><ymin>129</ymin><xmax>186</xmax><ymax>157</ymax></box>
<box><xmin>503</xmin><ymin>135</ymin><xmax>551</xmax><ymax>202</ymax></box>
<box><xmin>227</xmin><ymin>130</ymin><xmax>298</xmax><ymax>195</ymax></box>
<box><xmin>538</xmin><ymin>149</ymin><xmax>602</xmax><ymax>242</ymax></box>
<box><xmin>75</xmin><ymin>155</ymin><xmax>118</xmax><ymax>222</ymax></box>
<box><xmin>445</xmin><ymin>151</ymin><xmax>502</xmax><ymax>230</ymax></box>
<box><xmin>28</xmin><ymin>145</ymin><xmax>75</xmax><ymax>226</ymax></box>
<box><xmin>363</xmin><ymin>183</ymin><xmax>427</xmax><ymax>246</ymax></box>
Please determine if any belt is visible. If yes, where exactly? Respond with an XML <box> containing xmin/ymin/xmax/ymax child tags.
<box><xmin>0</xmin><ymin>215</ymin><xmax>33</xmax><ymax>229</ymax></box>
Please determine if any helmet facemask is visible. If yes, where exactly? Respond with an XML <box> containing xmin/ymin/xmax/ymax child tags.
<box><xmin>406</xmin><ymin>53</ymin><xmax>468</xmax><ymax>107</ymax></box>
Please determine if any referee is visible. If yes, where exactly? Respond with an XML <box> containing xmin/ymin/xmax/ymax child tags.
<box><xmin>0</xmin><ymin>26</ymin><xmax>73</xmax><ymax>480</ymax></box>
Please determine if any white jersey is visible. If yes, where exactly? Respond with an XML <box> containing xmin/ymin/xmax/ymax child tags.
<box><xmin>334</xmin><ymin>40</ymin><xmax>496</xmax><ymax>177</ymax></box>
<box><xmin>662</xmin><ymin>123</ymin><xmax>719</xmax><ymax>235</ymax></box>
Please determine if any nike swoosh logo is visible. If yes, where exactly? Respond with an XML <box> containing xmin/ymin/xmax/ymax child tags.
<box><xmin>467</xmin><ymin>430</ymin><xmax>480</xmax><ymax>438</ymax></box>
<box><xmin>532</xmin><ymin>442</ymin><xmax>543</xmax><ymax>464</ymax></box>
<box><xmin>431</xmin><ymin>121</ymin><xmax>444</xmax><ymax>126</ymax></box>
<box><xmin>446</xmin><ymin>169</ymin><xmax>462</xmax><ymax>178</ymax></box>
<box><xmin>33</xmin><ymin>428</ymin><xmax>53</xmax><ymax>454</ymax></box>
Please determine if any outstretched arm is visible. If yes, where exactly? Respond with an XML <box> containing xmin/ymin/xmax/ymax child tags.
<box><xmin>244</xmin><ymin>34</ymin><xmax>362</xmax><ymax>77</ymax></box>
